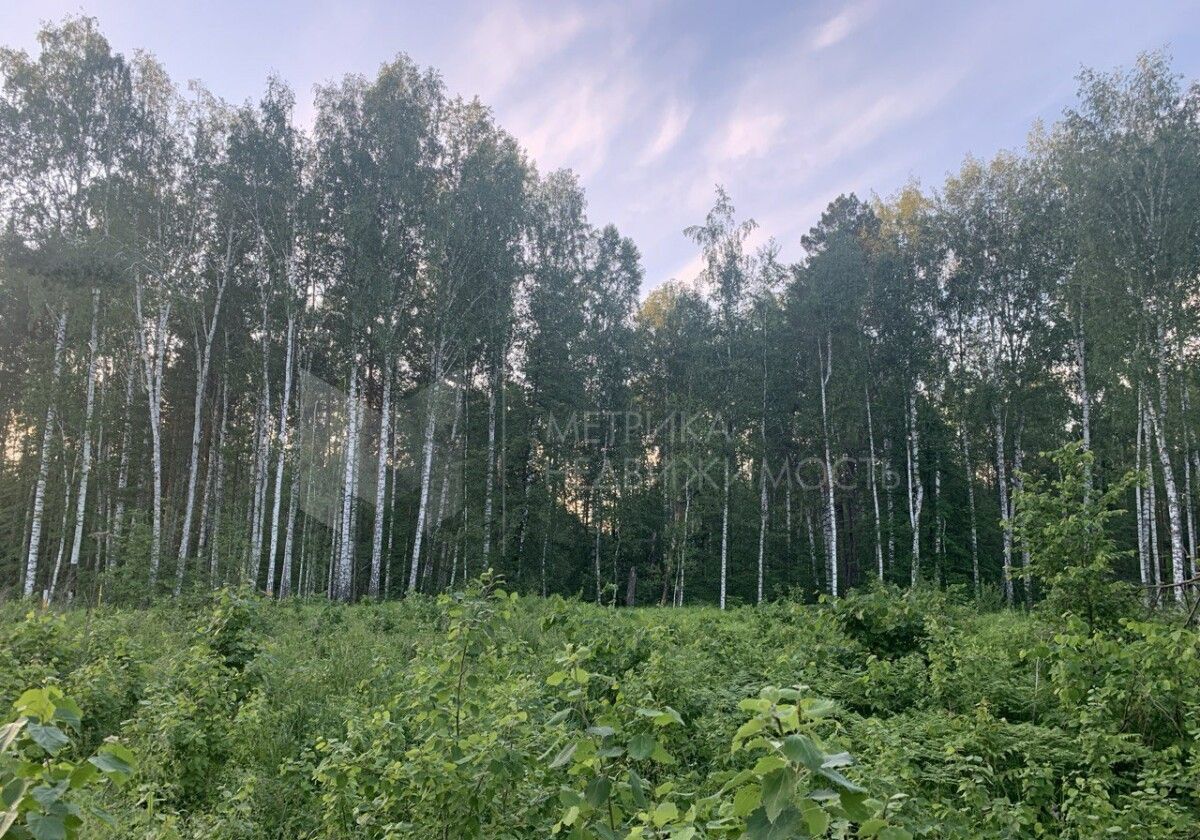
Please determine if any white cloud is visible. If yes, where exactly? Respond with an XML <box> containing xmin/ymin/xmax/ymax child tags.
<box><xmin>810</xmin><ymin>0</ymin><xmax>876</xmax><ymax>51</ymax></box>
<box><xmin>712</xmin><ymin>108</ymin><xmax>786</xmax><ymax>161</ymax></box>
<box><xmin>638</xmin><ymin>99</ymin><xmax>691</xmax><ymax>165</ymax></box>
<box><xmin>460</xmin><ymin>1</ymin><xmax>591</xmax><ymax>100</ymax></box>
<box><xmin>506</xmin><ymin>67</ymin><xmax>637</xmax><ymax>177</ymax></box>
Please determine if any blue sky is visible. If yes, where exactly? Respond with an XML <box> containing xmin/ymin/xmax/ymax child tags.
<box><xmin>4</xmin><ymin>1</ymin><xmax>1200</xmax><ymax>292</ymax></box>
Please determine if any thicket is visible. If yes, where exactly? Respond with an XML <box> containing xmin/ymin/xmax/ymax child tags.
<box><xmin>1</xmin><ymin>575</ymin><xmax>1197</xmax><ymax>838</ymax></box>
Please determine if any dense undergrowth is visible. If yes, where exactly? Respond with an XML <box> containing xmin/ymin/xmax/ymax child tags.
<box><xmin>1</xmin><ymin>579</ymin><xmax>1198</xmax><ymax>838</ymax></box>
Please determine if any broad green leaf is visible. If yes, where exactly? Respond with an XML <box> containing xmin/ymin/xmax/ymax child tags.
<box><xmin>732</xmin><ymin>783</ymin><xmax>762</xmax><ymax>816</ymax></box>
<box><xmin>822</xmin><ymin>751</ymin><xmax>853</xmax><ymax>769</ymax></box>
<box><xmin>745</xmin><ymin>805</ymin><xmax>803</xmax><ymax>840</ymax></box>
<box><xmin>628</xmin><ymin>734</ymin><xmax>655</xmax><ymax>760</ymax></box>
<box><xmin>629</xmin><ymin>769</ymin><xmax>648</xmax><ymax>809</ymax></box>
<box><xmin>781</xmin><ymin>734</ymin><xmax>824</xmax><ymax>770</ymax></box>
<box><xmin>652</xmin><ymin>801</ymin><xmax>679</xmax><ymax>827</ymax></box>
<box><xmin>859</xmin><ymin>817</ymin><xmax>887</xmax><ymax>836</ymax></box>
<box><xmin>585</xmin><ymin>775</ymin><xmax>612</xmax><ymax>807</ymax></box>
<box><xmin>799</xmin><ymin>798</ymin><xmax>830</xmax><ymax>835</ymax></box>
<box><xmin>26</xmin><ymin>812</ymin><xmax>66</xmax><ymax>840</ymax></box>
<box><xmin>820</xmin><ymin>766</ymin><xmax>865</xmax><ymax>794</ymax></box>
<box><xmin>549</xmin><ymin>742</ymin><xmax>578</xmax><ymax>769</ymax></box>
<box><xmin>90</xmin><ymin>743</ymin><xmax>136</xmax><ymax>785</ymax></box>
<box><xmin>760</xmin><ymin>768</ymin><xmax>793</xmax><ymax>822</ymax></box>
<box><xmin>25</xmin><ymin>724</ymin><xmax>69</xmax><ymax>756</ymax></box>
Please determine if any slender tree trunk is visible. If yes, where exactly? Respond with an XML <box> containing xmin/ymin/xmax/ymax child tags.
<box><xmin>960</xmin><ymin>421</ymin><xmax>980</xmax><ymax>596</ymax></box>
<box><xmin>541</xmin><ymin>470</ymin><xmax>553</xmax><ymax>598</ymax></box>
<box><xmin>593</xmin><ymin>491</ymin><xmax>603</xmax><ymax>604</ymax></box>
<box><xmin>785</xmin><ymin>459</ymin><xmax>793</xmax><ymax>552</ymax></box>
<box><xmin>368</xmin><ymin>356</ymin><xmax>392</xmax><ymax>598</ymax></box>
<box><xmin>884</xmin><ymin>447</ymin><xmax>896</xmax><ymax>569</ymax></box>
<box><xmin>280</xmin><ymin>453</ymin><xmax>300</xmax><ymax>598</ymax></box>
<box><xmin>432</xmin><ymin>386</ymin><xmax>463</xmax><ymax>580</ymax></box>
<box><xmin>1074</xmin><ymin>313</ymin><xmax>1092</xmax><ymax>495</ymax></box>
<box><xmin>1148</xmin><ymin>327</ymin><xmax>1185</xmax><ymax>601</ymax></box>
<box><xmin>110</xmin><ymin>348</ymin><xmax>136</xmax><ymax>568</ymax></box>
<box><xmin>335</xmin><ymin>370</ymin><xmax>359</xmax><ymax>601</ymax></box>
<box><xmin>1136</xmin><ymin>389</ymin><xmax>1150</xmax><ymax>602</ymax></box>
<box><xmin>209</xmin><ymin>385</ymin><xmax>228</xmax><ymax>586</ymax></box>
<box><xmin>817</xmin><ymin>334</ymin><xmax>837</xmax><ymax>597</ymax></box>
<box><xmin>866</xmin><ymin>388</ymin><xmax>884</xmax><ymax>580</ymax></box>
<box><xmin>248</xmin><ymin>308</ymin><xmax>272</xmax><ymax>584</ymax></box>
<box><xmin>68</xmin><ymin>290</ymin><xmax>101</xmax><ymax>590</ymax></box>
<box><xmin>1148</xmin><ymin>430</ymin><xmax>1162</xmax><ymax>593</ymax></box>
<box><xmin>805</xmin><ymin>508</ymin><xmax>819</xmax><ymax>594</ymax></box>
<box><xmin>757</xmin><ymin>454</ymin><xmax>768</xmax><ymax>605</ymax></box>
<box><xmin>719</xmin><ymin>453</ymin><xmax>730</xmax><ymax>608</ymax></box>
<box><xmin>265</xmin><ymin>315</ymin><xmax>296</xmax><ymax>596</ymax></box>
<box><xmin>1013</xmin><ymin>420</ymin><xmax>1030</xmax><ymax>607</ymax></box>
<box><xmin>906</xmin><ymin>389</ymin><xmax>924</xmax><ymax>587</ymax></box>
<box><xmin>482</xmin><ymin>366</ymin><xmax>497</xmax><ymax>564</ymax></box>
<box><xmin>409</xmin><ymin>345</ymin><xmax>443</xmax><ymax>592</ymax></box>
<box><xmin>995</xmin><ymin>408</ymin><xmax>1013</xmax><ymax>605</ymax></box>
<box><xmin>25</xmin><ymin>310</ymin><xmax>68</xmax><ymax>598</ymax></box>
<box><xmin>176</xmin><ymin>267</ymin><xmax>228</xmax><ymax>585</ymax></box>
<box><xmin>1180</xmin><ymin>380</ymin><xmax>1196</xmax><ymax>576</ymax></box>
<box><xmin>47</xmin><ymin>456</ymin><xmax>75</xmax><ymax>602</ymax></box>
<box><xmin>677</xmin><ymin>482</ymin><xmax>691</xmax><ymax>607</ymax></box>
<box><xmin>514</xmin><ymin>420</ymin><xmax>537</xmax><ymax>579</ymax></box>
<box><xmin>196</xmin><ymin>405</ymin><xmax>217</xmax><ymax>562</ymax></box>
<box><xmin>134</xmin><ymin>283</ymin><xmax>170</xmax><ymax>590</ymax></box>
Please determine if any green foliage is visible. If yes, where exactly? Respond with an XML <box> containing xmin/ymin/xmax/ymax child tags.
<box><xmin>1</xmin><ymin>584</ymin><xmax>1198</xmax><ymax>837</ymax></box>
<box><xmin>831</xmin><ymin>583</ymin><xmax>934</xmax><ymax>658</ymax></box>
<box><xmin>0</xmin><ymin>686</ymin><xmax>135</xmax><ymax>840</ymax></box>
<box><xmin>1013</xmin><ymin>443</ymin><xmax>1140</xmax><ymax>631</ymax></box>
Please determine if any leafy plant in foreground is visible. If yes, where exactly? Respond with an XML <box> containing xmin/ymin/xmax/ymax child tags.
<box><xmin>0</xmin><ymin>686</ymin><xmax>135</xmax><ymax>839</ymax></box>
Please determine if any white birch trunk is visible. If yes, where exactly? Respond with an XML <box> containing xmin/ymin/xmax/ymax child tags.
<box><xmin>482</xmin><ymin>368</ymin><xmax>497</xmax><ymax>564</ymax></box>
<box><xmin>208</xmin><ymin>385</ymin><xmax>228</xmax><ymax>585</ymax></box>
<box><xmin>25</xmin><ymin>310</ymin><xmax>68</xmax><ymax>597</ymax></box>
<box><xmin>995</xmin><ymin>409</ymin><xmax>1013</xmax><ymax>605</ymax></box>
<box><xmin>906</xmin><ymin>389</ymin><xmax>924</xmax><ymax>587</ymax></box>
<box><xmin>1013</xmin><ymin>423</ymin><xmax>1030</xmax><ymax>606</ymax></box>
<box><xmin>265</xmin><ymin>315</ymin><xmax>296</xmax><ymax>596</ymax></box>
<box><xmin>1074</xmin><ymin>314</ymin><xmax>1092</xmax><ymax>494</ymax></box>
<box><xmin>1136</xmin><ymin>390</ymin><xmax>1150</xmax><ymax>601</ymax></box>
<box><xmin>1149</xmin><ymin>323</ymin><xmax>1186</xmax><ymax>601</ymax></box>
<box><xmin>817</xmin><ymin>334</ymin><xmax>837</xmax><ymax>597</ymax></box>
<box><xmin>757</xmin><ymin>454</ymin><xmax>767</xmax><ymax>605</ymax></box>
<box><xmin>110</xmin><ymin>349</ymin><xmax>136</xmax><ymax>568</ymax></box>
<box><xmin>960</xmin><ymin>421</ymin><xmax>980</xmax><ymax>596</ymax></box>
<box><xmin>68</xmin><ymin>290</ymin><xmax>101</xmax><ymax>584</ymax></box>
<box><xmin>805</xmin><ymin>508</ymin><xmax>818</xmax><ymax>593</ymax></box>
<box><xmin>280</xmin><ymin>453</ymin><xmax>300</xmax><ymax>598</ymax></box>
<box><xmin>175</xmin><ymin>265</ymin><xmax>228</xmax><ymax>584</ymax></box>
<box><xmin>432</xmin><ymin>386</ymin><xmax>463</xmax><ymax>582</ymax></box>
<box><xmin>866</xmin><ymin>388</ymin><xmax>884</xmax><ymax>580</ymax></box>
<box><xmin>1180</xmin><ymin>383</ymin><xmax>1196</xmax><ymax>575</ymax></box>
<box><xmin>1147</xmin><ymin>399</ymin><xmax>1181</xmax><ymax>598</ymax></box>
<box><xmin>248</xmin><ymin>317</ymin><xmax>271</xmax><ymax>583</ymax></box>
<box><xmin>719</xmin><ymin>454</ymin><xmax>730</xmax><ymax>608</ymax></box>
<box><xmin>134</xmin><ymin>282</ymin><xmax>170</xmax><ymax>590</ymax></box>
<box><xmin>335</xmin><ymin>370</ymin><xmax>359</xmax><ymax>601</ymax></box>
<box><xmin>368</xmin><ymin>359</ymin><xmax>392</xmax><ymax>598</ymax></box>
<box><xmin>409</xmin><ymin>345</ymin><xmax>443</xmax><ymax>592</ymax></box>
<box><xmin>593</xmin><ymin>492</ymin><xmax>603</xmax><ymax>604</ymax></box>
<box><xmin>47</xmin><ymin>458</ymin><xmax>75</xmax><ymax>602</ymax></box>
